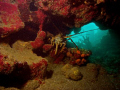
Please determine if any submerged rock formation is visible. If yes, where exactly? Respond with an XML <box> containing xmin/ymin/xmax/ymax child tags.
<box><xmin>0</xmin><ymin>0</ymin><xmax>120</xmax><ymax>38</ymax></box>
<box><xmin>0</xmin><ymin>40</ymin><xmax>48</xmax><ymax>87</ymax></box>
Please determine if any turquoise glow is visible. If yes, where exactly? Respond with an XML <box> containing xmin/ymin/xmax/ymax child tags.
<box><xmin>66</xmin><ymin>22</ymin><xmax>108</xmax><ymax>49</ymax></box>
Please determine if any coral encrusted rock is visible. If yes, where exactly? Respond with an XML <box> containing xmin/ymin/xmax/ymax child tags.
<box><xmin>0</xmin><ymin>40</ymin><xmax>48</xmax><ymax>84</ymax></box>
<box><xmin>61</xmin><ymin>64</ymin><xmax>83</xmax><ymax>80</ymax></box>
<box><xmin>0</xmin><ymin>2</ymin><xmax>24</xmax><ymax>37</ymax></box>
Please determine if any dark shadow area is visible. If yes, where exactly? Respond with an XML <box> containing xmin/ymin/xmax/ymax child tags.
<box><xmin>29</xmin><ymin>0</ymin><xmax>38</xmax><ymax>11</ymax></box>
<box><xmin>68</xmin><ymin>0</ymin><xmax>84</xmax><ymax>8</ymax></box>
<box><xmin>45</xmin><ymin>70</ymin><xmax>54</xmax><ymax>79</ymax></box>
<box><xmin>0</xmin><ymin>22</ymin><xmax>39</xmax><ymax>46</ymax></box>
<box><xmin>32</xmin><ymin>48</ymin><xmax>48</xmax><ymax>57</ymax></box>
<box><xmin>0</xmin><ymin>62</ymin><xmax>31</xmax><ymax>89</ymax></box>
<box><xmin>0</xmin><ymin>74</ymin><xmax>28</xmax><ymax>88</ymax></box>
<box><xmin>42</xmin><ymin>11</ymin><xmax>73</xmax><ymax>35</ymax></box>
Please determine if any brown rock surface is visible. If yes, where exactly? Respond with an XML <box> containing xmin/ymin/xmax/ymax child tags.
<box><xmin>0</xmin><ymin>40</ymin><xmax>48</xmax><ymax>88</ymax></box>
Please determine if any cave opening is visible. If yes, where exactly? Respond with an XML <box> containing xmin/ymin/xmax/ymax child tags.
<box><xmin>66</xmin><ymin>22</ymin><xmax>108</xmax><ymax>49</ymax></box>
<box><xmin>66</xmin><ymin>22</ymin><xmax>120</xmax><ymax>74</ymax></box>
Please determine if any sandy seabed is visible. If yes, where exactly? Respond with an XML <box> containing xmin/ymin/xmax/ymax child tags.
<box><xmin>0</xmin><ymin>41</ymin><xmax>120</xmax><ymax>90</ymax></box>
<box><xmin>0</xmin><ymin>63</ymin><xmax>120</xmax><ymax>90</ymax></box>
<box><xmin>36</xmin><ymin>63</ymin><xmax>120</xmax><ymax>90</ymax></box>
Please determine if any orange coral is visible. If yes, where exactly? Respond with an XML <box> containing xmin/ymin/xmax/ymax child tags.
<box><xmin>86</xmin><ymin>54</ymin><xmax>90</xmax><ymax>56</ymax></box>
<box><xmin>75</xmin><ymin>58</ymin><xmax>86</xmax><ymax>65</ymax></box>
<box><xmin>81</xmin><ymin>58</ymin><xmax>86</xmax><ymax>64</ymax></box>
<box><xmin>81</xmin><ymin>54</ymin><xmax>85</xmax><ymax>57</ymax></box>
<box><xmin>66</xmin><ymin>52</ymin><xmax>72</xmax><ymax>57</ymax></box>
<box><xmin>75</xmin><ymin>59</ymin><xmax>81</xmax><ymax>65</ymax></box>
<box><xmin>66</xmin><ymin>48</ymin><xmax>91</xmax><ymax>66</ymax></box>
<box><xmin>76</xmin><ymin>50</ymin><xmax>81</xmax><ymax>54</ymax></box>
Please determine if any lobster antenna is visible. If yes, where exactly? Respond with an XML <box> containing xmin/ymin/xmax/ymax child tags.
<box><xmin>68</xmin><ymin>38</ymin><xmax>79</xmax><ymax>50</ymax></box>
<box><xmin>51</xmin><ymin>21</ymin><xmax>62</xmax><ymax>34</ymax></box>
<box><xmin>47</xmin><ymin>16</ymin><xmax>62</xmax><ymax>34</ymax></box>
<box><xmin>69</xmin><ymin>28</ymin><xmax>99</xmax><ymax>37</ymax></box>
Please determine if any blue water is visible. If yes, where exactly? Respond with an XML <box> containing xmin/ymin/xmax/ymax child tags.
<box><xmin>66</xmin><ymin>22</ymin><xmax>120</xmax><ymax>73</ymax></box>
<box><xmin>66</xmin><ymin>22</ymin><xmax>108</xmax><ymax>48</ymax></box>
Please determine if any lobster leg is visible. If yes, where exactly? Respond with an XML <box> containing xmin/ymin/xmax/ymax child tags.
<box><xmin>55</xmin><ymin>43</ymin><xmax>58</xmax><ymax>54</ymax></box>
<box><xmin>60</xmin><ymin>43</ymin><xmax>66</xmax><ymax>52</ymax></box>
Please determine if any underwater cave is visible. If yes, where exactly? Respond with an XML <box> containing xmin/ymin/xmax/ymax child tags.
<box><xmin>66</xmin><ymin>22</ymin><xmax>120</xmax><ymax>74</ymax></box>
<box><xmin>66</xmin><ymin>22</ymin><xmax>108</xmax><ymax>48</ymax></box>
<box><xmin>0</xmin><ymin>0</ymin><xmax>120</xmax><ymax>90</ymax></box>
